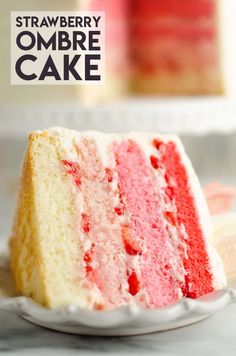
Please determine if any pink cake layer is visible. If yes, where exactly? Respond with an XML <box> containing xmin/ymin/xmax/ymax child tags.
<box><xmin>113</xmin><ymin>140</ymin><xmax>185</xmax><ymax>306</ymax></box>
<box><xmin>62</xmin><ymin>136</ymin><xmax>216</xmax><ymax>309</ymax></box>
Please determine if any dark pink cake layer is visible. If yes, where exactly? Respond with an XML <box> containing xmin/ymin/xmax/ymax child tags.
<box><xmin>160</xmin><ymin>141</ymin><xmax>214</xmax><ymax>297</ymax></box>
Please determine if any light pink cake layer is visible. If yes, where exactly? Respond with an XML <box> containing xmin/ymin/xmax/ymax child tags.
<box><xmin>63</xmin><ymin>138</ymin><xmax>132</xmax><ymax>309</ymax></box>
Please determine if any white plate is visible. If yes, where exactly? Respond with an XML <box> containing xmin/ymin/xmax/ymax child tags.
<box><xmin>0</xmin><ymin>254</ymin><xmax>236</xmax><ymax>336</ymax></box>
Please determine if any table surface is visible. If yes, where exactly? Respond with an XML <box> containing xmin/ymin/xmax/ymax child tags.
<box><xmin>1</xmin><ymin>303</ymin><xmax>236</xmax><ymax>356</ymax></box>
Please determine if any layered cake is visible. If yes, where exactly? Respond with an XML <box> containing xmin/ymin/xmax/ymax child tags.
<box><xmin>78</xmin><ymin>0</ymin><xmax>236</xmax><ymax>99</ymax></box>
<box><xmin>130</xmin><ymin>0</ymin><xmax>222</xmax><ymax>95</ymax></box>
<box><xmin>10</xmin><ymin>128</ymin><xmax>226</xmax><ymax>309</ymax></box>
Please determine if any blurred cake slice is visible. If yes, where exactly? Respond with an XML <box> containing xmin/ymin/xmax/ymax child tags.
<box><xmin>9</xmin><ymin>128</ymin><xmax>226</xmax><ymax>309</ymax></box>
<box><xmin>130</xmin><ymin>0</ymin><xmax>236</xmax><ymax>96</ymax></box>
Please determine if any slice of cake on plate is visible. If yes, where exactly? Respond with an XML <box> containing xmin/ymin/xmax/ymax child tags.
<box><xmin>9</xmin><ymin>128</ymin><xmax>226</xmax><ymax>310</ymax></box>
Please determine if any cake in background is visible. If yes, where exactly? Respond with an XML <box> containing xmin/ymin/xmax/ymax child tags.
<box><xmin>9</xmin><ymin>128</ymin><xmax>226</xmax><ymax>309</ymax></box>
<box><xmin>80</xmin><ymin>0</ymin><xmax>236</xmax><ymax>99</ymax></box>
<box><xmin>79</xmin><ymin>0</ymin><xmax>226</xmax><ymax>100</ymax></box>
<box><xmin>1</xmin><ymin>0</ymin><xmax>236</xmax><ymax>105</ymax></box>
<box><xmin>131</xmin><ymin>0</ymin><xmax>221</xmax><ymax>95</ymax></box>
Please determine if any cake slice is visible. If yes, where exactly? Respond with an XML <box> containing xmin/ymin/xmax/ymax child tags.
<box><xmin>9</xmin><ymin>128</ymin><xmax>226</xmax><ymax>309</ymax></box>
